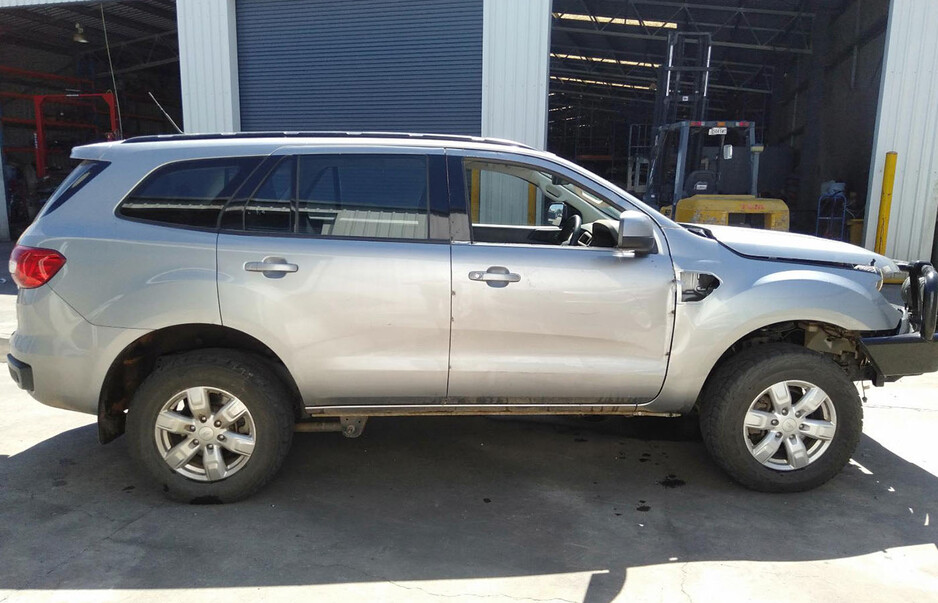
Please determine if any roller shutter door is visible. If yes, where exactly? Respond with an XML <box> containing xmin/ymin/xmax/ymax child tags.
<box><xmin>236</xmin><ymin>0</ymin><xmax>483</xmax><ymax>135</ymax></box>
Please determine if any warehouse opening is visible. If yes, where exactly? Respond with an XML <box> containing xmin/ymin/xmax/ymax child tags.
<box><xmin>548</xmin><ymin>0</ymin><xmax>888</xmax><ymax>240</ymax></box>
<box><xmin>0</xmin><ymin>0</ymin><xmax>180</xmax><ymax>238</ymax></box>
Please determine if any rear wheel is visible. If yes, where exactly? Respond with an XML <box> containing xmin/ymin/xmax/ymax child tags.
<box><xmin>127</xmin><ymin>350</ymin><xmax>294</xmax><ymax>503</ymax></box>
<box><xmin>699</xmin><ymin>344</ymin><xmax>862</xmax><ymax>492</ymax></box>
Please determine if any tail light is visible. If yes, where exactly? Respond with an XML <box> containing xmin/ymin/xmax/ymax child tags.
<box><xmin>9</xmin><ymin>245</ymin><xmax>66</xmax><ymax>289</ymax></box>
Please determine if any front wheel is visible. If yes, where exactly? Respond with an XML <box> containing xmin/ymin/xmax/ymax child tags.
<box><xmin>699</xmin><ymin>344</ymin><xmax>863</xmax><ymax>492</ymax></box>
<box><xmin>127</xmin><ymin>350</ymin><xmax>294</xmax><ymax>503</ymax></box>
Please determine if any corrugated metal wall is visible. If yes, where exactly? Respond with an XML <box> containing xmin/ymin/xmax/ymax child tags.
<box><xmin>236</xmin><ymin>0</ymin><xmax>482</xmax><ymax>134</ymax></box>
<box><xmin>865</xmin><ymin>0</ymin><xmax>938</xmax><ymax>263</ymax></box>
<box><xmin>177</xmin><ymin>0</ymin><xmax>241</xmax><ymax>132</ymax></box>
<box><xmin>481</xmin><ymin>0</ymin><xmax>551</xmax><ymax>150</ymax></box>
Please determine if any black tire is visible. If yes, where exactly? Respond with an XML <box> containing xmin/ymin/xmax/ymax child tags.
<box><xmin>127</xmin><ymin>349</ymin><xmax>294</xmax><ymax>503</ymax></box>
<box><xmin>699</xmin><ymin>343</ymin><xmax>862</xmax><ymax>492</ymax></box>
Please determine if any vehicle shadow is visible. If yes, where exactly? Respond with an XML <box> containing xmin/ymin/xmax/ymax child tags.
<box><xmin>0</xmin><ymin>415</ymin><xmax>935</xmax><ymax>599</ymax></box>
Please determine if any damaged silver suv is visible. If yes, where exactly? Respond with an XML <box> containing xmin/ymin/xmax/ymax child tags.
<box><xmin>9</xmin><ymin>132</ymin><xmax>938</xmax><ymax>502</ymax></box>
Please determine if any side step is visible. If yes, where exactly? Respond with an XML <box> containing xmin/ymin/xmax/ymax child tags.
<box><xmin>294</xmin><ymin>417</ymin><xmax>367</xmax><ymax>438</ymax></box>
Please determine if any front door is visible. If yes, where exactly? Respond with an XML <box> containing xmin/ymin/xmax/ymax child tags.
<box><xmin>216</xmin><ymin>147</ymin><xmax>452</xmax><ymax>405</ymax></box>
<box><xmin>447</xmin><ymin>153</ymin><xmax>675</xmax><ymax>402</ymax></box>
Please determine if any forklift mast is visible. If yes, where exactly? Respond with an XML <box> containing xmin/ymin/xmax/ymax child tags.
<box><xmin>652</xmin><ymin>32</ymin><xmax>712</xmax><ymax>130</ymax></box>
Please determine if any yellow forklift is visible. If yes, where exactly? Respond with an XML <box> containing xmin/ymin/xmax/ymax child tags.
<box><xmin>643</xmin><ymin>120</ymin><xmax>789</xmax><ymax>230</ymax></box>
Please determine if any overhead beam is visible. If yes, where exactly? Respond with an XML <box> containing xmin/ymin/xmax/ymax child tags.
<box><xmin>1</xmin><ymin>10</ymin><xmax>85</xmax><ymax>36</ymax></box>
<box><xmin>79</xmin><ymin>30</ymin><xmax>177</xmax><ymax>56</ymax></box>
<box><xmin>708</xmin><ymin>83</ymin><xmax>772</xmax><ymax>95</ymax></box>
<box><xmin>628</xmin><ymin>1</ymin><xmax>815</xmax><ymax>19</ymax></box>
<box><xmin>550</xmin><ymin>87</ymin><xmax>657</xmax><ymax>104</ymax></box>
<box><xmin>63</xmin><ymin>4</ymin><xmax>159</xmax><ymax>37</ymax></box>
<box><xmin>119</xmin><ymin>0</ymin><xmax>177</xmax><ymax>23</ymax></box>
<box><xmin>0</xmin><ymin>32</ymin><xmax>74</xmax><ymax>55</ymax></box>
<box><xmin>552</xmin><ymin>24</ymin><xmax>812</xmax><ymax>54</ymax></box>
<box><xmin>550</xmin><ymin>41</ymin><xmax>777</xmax><ymax>73</ymax></box>
<box><xmin>552</xmin><ymin>65</ymin><xmax>771</xmax><ymax>95</ymax></box>
<box><xmin>551</xmin><ymin>66</ymin><xmax>656</xmax><ymax>85</ymax></box>
<box><xmin>93</xmin><ymin>56</ymin><xmax>180</xmax><ymax>77</ymax></box>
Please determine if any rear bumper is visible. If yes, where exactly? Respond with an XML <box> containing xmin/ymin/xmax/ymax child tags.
<box><xmin>860</xmin><ymin>261</ymin><xmax>938</xmax><ymax>382</ymax></box>
<box><xmin>11</xmin><ymin>286</ymin><xmax>147</xmax><ymax>416</ymax></box>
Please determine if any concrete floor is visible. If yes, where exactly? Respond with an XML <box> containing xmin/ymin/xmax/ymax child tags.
<box><xmin>0</xmin><ymin>257</ymin><xmax>936</xmax><ymax>601</ymax></box>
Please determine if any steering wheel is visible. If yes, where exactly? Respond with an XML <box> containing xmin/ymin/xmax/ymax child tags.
<box><xmin>568</xmin><ymin>222</ymin><xmax>588</xmax><ymax>246</ymax></box>
<box><xmin>559</xmin><ymin>214</ymin><xmax>582</xmax><ymax>245</ymax></box>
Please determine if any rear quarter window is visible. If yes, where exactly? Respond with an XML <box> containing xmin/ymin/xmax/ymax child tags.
<box><xmin>118</xmin><ymin>157</ymin><xmax>262</xmax><ymax>228</ymax></box>
<box><xmin>39</xmin><ymin>160</ymin><xmax>109</xmax><ymax>217</ymax></box>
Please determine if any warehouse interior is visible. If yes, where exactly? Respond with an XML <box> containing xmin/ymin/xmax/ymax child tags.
<box><xmin>0</xmin><ymin>0</ymin><xmax>895</xmax><ymax>243</ymax></box>
<box><xmin>0</xmin><ymin>0</ymin><xmax>179</xmax><ymax>235</ymax></box>
<box><xmin>548</xmin><ymin>0</ymin><xmax>888</xmax><ymax>235</ymax></box>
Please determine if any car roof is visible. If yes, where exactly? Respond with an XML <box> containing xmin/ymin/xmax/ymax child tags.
<box><xmin>71</xmin><ymin>131</ymin><xmax>550</xmax><ymax>161</ymax></box>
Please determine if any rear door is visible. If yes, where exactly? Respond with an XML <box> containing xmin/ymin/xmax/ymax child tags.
<box><xmin>216</xmin><ymin>146</ymin><xmax>452</xmax><ymax>406</ymax></box>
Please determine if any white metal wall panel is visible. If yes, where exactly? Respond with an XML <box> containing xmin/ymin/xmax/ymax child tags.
<box><xmin>176</xmin><ymin>0</ymin><xmax>240</xmax><ymax>133</ymax></box>
<box><xmin>479</xmin><ymin>172</ymin><xmax>530</xmax><ymax>225</ymax></box>
<box><xmin>481</xmin><ymin>0</ymin><xmax>551</xmax><ymax>150</ymax></box>
<box><xmin>865</xmin><ymin>0</ymin><xmax>938</xmax><ymax>262</ymax></box>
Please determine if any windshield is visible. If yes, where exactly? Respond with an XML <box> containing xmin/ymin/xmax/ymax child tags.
<box><xmin>546</xmin><ymin>153</ymin><xmax>679</xmax><ymax>228</ymax></box>
<box><xmin>559</xmin><ymin>182</ymin><xmax>622</xmax><ymax>219</ymax></box>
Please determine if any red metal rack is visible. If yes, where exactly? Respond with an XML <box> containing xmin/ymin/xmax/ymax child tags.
<box><xmin>32</xmin><ymin>93</ymin><xmax>118</xmax><ymax>177</ymax></box>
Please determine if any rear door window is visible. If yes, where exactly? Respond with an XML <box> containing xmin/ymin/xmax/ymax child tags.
<box><xmin>223</xmin><ymin>153</ymin><xmax>432</xmax><ymax>240</ymax></box>
<box><xmin>244</xmin><ymin>158</ymin><xmax>295</xmax><ymax>233</ymax></box>
<box><xmin>118</xmin><ymin>157</ymin><xmax>261</xmax><ymax>228</ymax></box>
<box><xmin>297</xmin><ymin>154</ymin><xmax>429</xmax><ymax>239</ymax></box>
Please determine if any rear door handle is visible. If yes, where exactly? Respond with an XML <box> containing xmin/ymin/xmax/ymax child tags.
<box><xmin>244</xmin><ymin>257</ymin><xmax>298</xmax><ymax>278</ymax></box>
<box><xmin>468</xmin><ymin>266</ymin><xmax>521</xmax><ymax>288</ymax></box>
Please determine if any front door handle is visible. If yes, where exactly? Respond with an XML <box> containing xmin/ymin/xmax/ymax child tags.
<box><xmin>244</xmin><ymin>257</ymin><xmax>298</xmax><ymax>278</ymax></box>
<box><xmin>468</xmin><ymin>266</ymin><xmax>521</xmax><ymax>288</ymax></box>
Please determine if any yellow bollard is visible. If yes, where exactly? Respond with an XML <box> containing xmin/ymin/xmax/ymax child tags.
<box><xmin>874</xmin><ymin>151</ymin><xmax>898</xmax><ymax>255</ymax></box>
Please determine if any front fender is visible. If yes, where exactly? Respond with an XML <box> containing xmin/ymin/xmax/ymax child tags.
<box><xmin>695</xmin><ymin>268</ymin><xmax>900</xmax><ymax>335</ymax></box>
<box><xmin>650</xmin><ymin>259</ymin><xmax>902</xmax><ymax>413</ymax></box>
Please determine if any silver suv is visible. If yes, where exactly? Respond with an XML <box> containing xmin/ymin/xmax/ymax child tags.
<box><xmin>8</xmin><ymin>132</ymin><xmax>938</xmax><ymax>502</ymax></box>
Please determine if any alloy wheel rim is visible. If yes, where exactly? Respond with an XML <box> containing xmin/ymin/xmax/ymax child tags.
<box><xmin>153</xmin><ymin>386</ymin><xmax>256</xmax><ymax>482</ymax></box>
<box><xmin>743</xmin><ymin>380</ymin><xmax>837</xmax><ymax>471</ymax></box>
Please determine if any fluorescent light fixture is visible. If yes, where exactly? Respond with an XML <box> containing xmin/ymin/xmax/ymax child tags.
<box><xmin>550</xmin><ymin>75</ymin><xmax>652</xmax><ymax>91</ymax></box>
<box><xmin>551</xmin><ymin>52</ymin><xmax>660</xmax><ymax>69</ymax></box>
<box><xmin>554</xmin><ymin>12</ymin><xmax>678</xmax><ymax>30</ymax></box>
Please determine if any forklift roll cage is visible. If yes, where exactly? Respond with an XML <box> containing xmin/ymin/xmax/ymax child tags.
<box><xmin>645</xmin><ymin>120</ymin><xmax>761</xmax><ymax>209</ymax></box>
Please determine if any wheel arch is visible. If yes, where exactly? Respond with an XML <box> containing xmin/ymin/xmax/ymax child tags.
<box><xmin>703</xmin><ymin>319</ymin><xmax>874</xmax><ymax>394</ymax></box>
<box><xmin>97</xmin><ymin>323</ymin><xmax>303</xmax><ymax>443</ymax></box>
<box><xmin>653</xmin><ymin>312</ymin><xmax>880</xmax><ymax>414</ymax></box>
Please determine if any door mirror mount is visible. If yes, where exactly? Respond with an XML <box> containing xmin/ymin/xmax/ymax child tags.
<box><xmin>617</xmin><ymin>212</ymin><xmax>658</xmax><ymax>255</ymax></box>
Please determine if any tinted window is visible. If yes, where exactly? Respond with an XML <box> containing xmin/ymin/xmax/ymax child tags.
<box><xmin>40</xmin><ymin>160</ymin><xmax>109</xmax><ymax>216</ymax></box>
<box><xmin>297</xmin><ymin>155</ymin><xmax>428</xmax><ymax>239</ymax></box>
<box><xmin>245</xmin><ymin>158</ymin><xmax>294</xmax><ymax>232</ymax></box>
<box><xmin>119</xmin><ymin>157</ymin><xmax>260</xmax><ymax>228</ymax></box>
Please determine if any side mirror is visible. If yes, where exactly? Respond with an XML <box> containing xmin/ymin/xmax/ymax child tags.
<box><xmin>723</xmin><ymin>144</ymin><xmax>733</xmax><ymax>160</ymax></box>
<box><xmin>546</xmin><ymin>202</ymin><xmax>565</xmax><ymax>226</ymax></box>
<box><xmin>618</xmin><ymin>211</ymin><xmax>657</xmax><ymax>254</ymax></box>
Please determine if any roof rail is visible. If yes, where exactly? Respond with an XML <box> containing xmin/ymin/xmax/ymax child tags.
<box><xmin>122</xmin><ymin>131</ymin><xmax>535</xmax><ymax>150</ymax></box>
